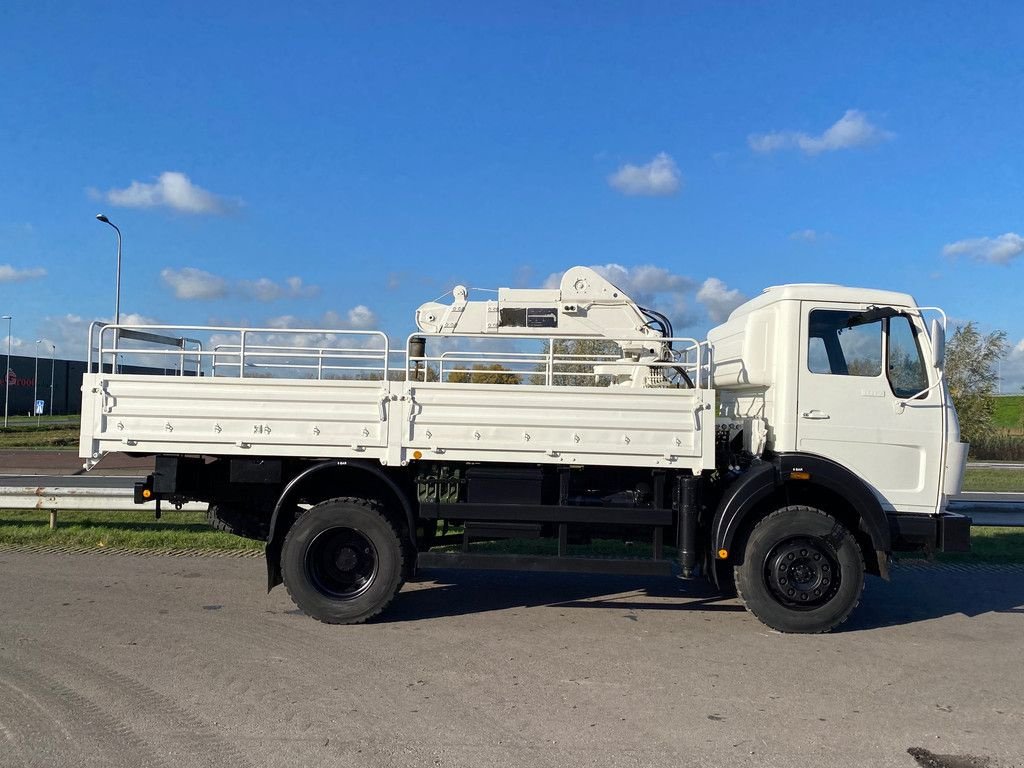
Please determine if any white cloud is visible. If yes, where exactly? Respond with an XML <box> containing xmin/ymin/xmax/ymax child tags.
<box><xmin>250</xmin><ymin>307</ymin><xmax>384</xmax><ymax>357</ymax></box>
<box><xmin>100</xmin><ymin>171</ymin><xmax>237</xmax><ymax>215</ymax></box>
<box><xmin>0</xmin><ymin>264</ymin><xmax>46</xmax><ymax>283</ymax></box>
<box><xmin>608</xmin><ymin>152</ymin><xmax>682</xmax><ymax>197</ymax></box>
<box><xmin>242</xmin><ymin>279</ymin><xmax>284</xmax><ymax>303</ymax></box>
<box><xmin>37</xmin><ymin>315</ymin><xmax>89</xmax><ymax>360</ymax></box>
<box><xmin>34</xmin><ymin>311</ymin><xmax>161</xmax><ymax>361</ymax></box>
<box><xmin>748</xmin><ymin>133</ymin><xmax>792</xmax><ymax>153</ymax></box>
<box><xmin>266</xmin><ymin>306</ymin><xmax>380</xmax><ymax>333</ymax></box>
<box><xmin>160</xmin><ymin>267</ymin><xmax>229</xmax><ymax>300</ymax></box>
<box><xmin>789</xmin><ymin>229</ymin><xmax>820</xmax><ymax>242</ymax></box>
<box><xmin>544</xmin><ymin>263</ymin><xmax>695</xmax><ymax>309</ymax></box>
<box><xmin>160</xmin><ymin>268</ymin><xmax>322</xmax><ymax>302</ymax></box>
<box><xmin>749</xmin><ymin>110</ymin><xmax>894</xmax><ymax>155</ymax></box>
<box><xmin>1002</xmin><ymin>339</ymin><xmax>1024</xmax><ymax>393</ymax></box>
<box><xmin>942</xmin><ymin>233</ymin><xmax>1024</xmax><ymax>265</ymax></box>
<box><xmin>697</xmin><ymin>277</ymin><xmax>747</xmax><ymax>323</ymax></box>
<box><xmin>1</xmin><ymin>334</ymin><xmax>27</xmax><ymax>354</ymax></box>
<box><xmin>239</xmin><ymin>276</ymin><xmax>321</xmax><ymax>302</ymax></box>
<box><xmin>543</xmin><ymin>263</ymin><xmax>699</xmax><ymax>327</ymax></box>
<box><xmin>346</xmin><ymin>305</ymin><xmax>377</xmax><ymax>330</ymax></box>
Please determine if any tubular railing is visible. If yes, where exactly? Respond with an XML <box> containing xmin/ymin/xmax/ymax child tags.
<box><xmin>406</xmin><ymin>333</ymin><xmax>705</xmax><ymax>388</ymax></box>
<box><xmin>86</xmin><ymin>323</ymin><xmax>704</xmax><ymax>389</ymax></box>
<box><xmin>88</xmin><ymin>323</ymin><xmax>390</xmax><ymax>380</ymax></box>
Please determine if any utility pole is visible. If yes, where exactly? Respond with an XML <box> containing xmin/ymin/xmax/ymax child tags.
<box><xmin>49</xmin><ymin>343</ymin><xmax>56</xmax><ymax>416</ymax></box>
<box><xmin>33</xmin><ymin>340</ymin><xmax>40</xmax><ymax>424</ymax></box>
<box><xmin>2</xmin><ymin>315</ymin><xmax>11</xmax><ymax>428</ymax></box>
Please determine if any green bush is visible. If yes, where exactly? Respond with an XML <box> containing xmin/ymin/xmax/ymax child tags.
<box><xmin>969</xmin><ymin>434</ymin><xmax>1024</xmax><ymax>461</ymax></box>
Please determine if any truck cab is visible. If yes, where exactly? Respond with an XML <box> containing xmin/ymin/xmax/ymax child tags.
<box><xmin>709</xmin><ymin>284</ymin><xmax>969</xmax><ymax>539</ymax></box>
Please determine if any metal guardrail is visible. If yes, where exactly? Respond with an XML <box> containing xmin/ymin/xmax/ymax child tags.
<box><xmin>949</xmin><ymin>493</ymin><xmax>1024</xmax><ymax>527</ymax></box>
<box><xmin>0</xmin><ymin>483</ymin><xmax>205</xmax><ymax>513</ymax></box>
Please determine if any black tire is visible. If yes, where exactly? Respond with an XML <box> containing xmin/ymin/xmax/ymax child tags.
<box><xmin>206</xmin><ymin>503</ymin><xmax>270</xmax><ymax>541</ymax></box>
<box><xmin>734</xmin><ymin>506</ymin><xmax>865</xmax><ymax>634</ymax></box>
<box><xmin>280</xmin><ymin>497</ymin><xmax>405</xmax><ymax>625</ymax></box>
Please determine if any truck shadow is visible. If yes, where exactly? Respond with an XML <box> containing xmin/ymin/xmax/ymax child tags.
<box><xmin>386</xmin><ymin>565</ymin><xmax>1024</xmax><ymax>630</ymax></box>
<box><xmin>389</xmin><ymin>569</ymin><xmax>745</xmax><ymax>622</ymax></box>
<box><xmin>844</xmin><ymin>563</ymin><xmax>1024</xmax><ymax>631</ymax></box>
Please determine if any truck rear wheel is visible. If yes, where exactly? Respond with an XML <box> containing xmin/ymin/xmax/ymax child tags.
<box><xmin>280</xmin><ymin>497</ymin><xmax>405</xmax><ymax>625</ymax></box>
<box><xmin>206</xmin><ymin>503</ymin><xmax>270</xmax><ymax>541</ymax></box>
<box><xmin>734</xmin><ymin>506</ymin><xmax>864</xmax><ymax>634</ymax></box>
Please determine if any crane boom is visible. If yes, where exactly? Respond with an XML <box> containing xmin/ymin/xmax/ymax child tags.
<box><xmin>415</xmin><ymin>266</ymin><xmax>665</xmax><ymax>354</ymax></box>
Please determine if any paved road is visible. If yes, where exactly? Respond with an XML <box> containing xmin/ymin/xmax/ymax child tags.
<box><xmin>1</xmin><ymin>551</ymin><xmax>1022</xmax><ymax>768</ymax></box>
<box><xmin>0</xmin><ymin>450</ymin><xmax>153</xmax><ymax>476</ymax></box>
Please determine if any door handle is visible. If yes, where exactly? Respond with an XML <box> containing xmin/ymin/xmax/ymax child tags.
<box><xmin>801</xmin><ymin>410</ymin><xmax>830</xmax><ymax>420</ymax></box>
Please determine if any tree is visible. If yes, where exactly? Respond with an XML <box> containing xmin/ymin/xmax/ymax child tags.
<box><xmin>530</xmin><ymin>338</ymin><xmax>621</xmax><ymax>386</ymax></box>
<box><xmin>447</xmin><ymin>364</ymin><xmax>520</xmax><ymax>385</ymax></box>
<box><xmin>944</xmin><ymin>322</ymin><xmax>1008</xmax><ymax>443</ymax></box>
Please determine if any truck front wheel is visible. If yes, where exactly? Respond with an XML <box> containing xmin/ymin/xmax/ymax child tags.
<box><xmin>734</xmin><ymin>506</ymin><xmax>864</xmax><ymax>634</ymax></box>
<box><xmin>280</xmin><ymin>497</ymin><xmax>405</xmax><ymax>624</ymax></box>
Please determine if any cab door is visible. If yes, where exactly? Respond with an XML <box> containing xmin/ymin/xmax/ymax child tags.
<box><xmin>796</xmin><ymin>303</ymin><xmax>941</xmax><ymax>513</ymax></box>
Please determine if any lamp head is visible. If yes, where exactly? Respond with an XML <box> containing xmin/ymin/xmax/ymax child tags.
<box><xmin>95</xmin><ymin>213</ymin><xmax>109</xmax><ymax>223</ymax></box>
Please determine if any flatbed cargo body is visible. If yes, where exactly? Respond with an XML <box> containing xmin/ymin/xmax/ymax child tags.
<box><xmin>81</xmin><ymin>375</ymin><xmax>714</xmax><ymax>470</ymax></box>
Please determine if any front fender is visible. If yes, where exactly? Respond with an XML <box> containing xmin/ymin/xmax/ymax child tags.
<box><xmin>710</xmin><ymin>453</ymin><xmax>891</xmax><ymax>582</ymax></box>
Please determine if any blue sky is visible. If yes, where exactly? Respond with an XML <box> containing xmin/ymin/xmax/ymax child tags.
<box><xmin>2</xmin><ymin>2</ymin><xmax>1022</xmax><ymax>388</ymax></box>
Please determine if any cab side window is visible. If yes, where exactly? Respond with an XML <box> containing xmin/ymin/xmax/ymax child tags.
<box><xmin>807</xmin><ymin>310</ymin><xmax>882</xmax><ymax>376</ymax></box>
<box><xmin>887</xmin><ymin>315</ymin><xmax>929</xmax><ymax>398</ymax></box>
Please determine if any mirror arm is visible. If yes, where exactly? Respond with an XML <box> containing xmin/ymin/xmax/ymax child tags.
<box><xmin>897</xmin><ymin>369</ymin><xmax>943</xmax><ymax>411</ymax></box>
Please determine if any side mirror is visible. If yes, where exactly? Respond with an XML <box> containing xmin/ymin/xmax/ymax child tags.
<box><xmin>930</xmin><ymin>318</ymin><xmax>945</xmax><ymax>370</ymax></box>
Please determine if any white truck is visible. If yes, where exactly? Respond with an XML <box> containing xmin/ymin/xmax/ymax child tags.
<box><xmin>79</xmin><ymin>266</ymin><xmax>970</xmax><ymax>633</ymax></box>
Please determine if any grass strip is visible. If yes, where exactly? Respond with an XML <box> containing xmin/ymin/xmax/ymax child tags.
<box><xmin>0</xmin><ymin>509</ymin><xmax>263</xmax><ymax>552</ymax></box>
<box><xmin>895</xmin><ymin>526</ymin><xmax>1024</xmax><ymax>565</ymax></box>
<box><xmin>961</xmin><ymin>467</ymin><xmax>1024</xmax><ymax>493</ymax></box>
<box><xmin>0</xmin><ymin>423</ymin><xmax>80</xmax><ymax>449</ymax></box>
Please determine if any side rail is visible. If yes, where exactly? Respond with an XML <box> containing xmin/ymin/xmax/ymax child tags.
<box><xmin>81</xmin><ymin>323</ymin><xmax>393</xmax><ymax>464</ymax></box>
<box><xmin>398</xmin><ymin>332</ymin><xmax>714</xmax><ymax>471</ymax></box>
<box><xmin>404</xmin><ymin>332</ymin><xmax>705</xmax><ymax>389</ymax></box>
<box><xmin>88</xmin><ymin>322</ymin><xmax>390</xmax><ymax>380</ymax></box>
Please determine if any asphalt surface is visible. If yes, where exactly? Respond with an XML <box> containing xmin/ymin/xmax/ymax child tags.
<box><xmin>1</xmin><ymin>550</ymin><xmax>1022</xmax><ymax>768</ymax></box>
<box><xmin>0</xmin><ymin>450</ymin><xmax>153</xmax><ymax>476</ymax></box>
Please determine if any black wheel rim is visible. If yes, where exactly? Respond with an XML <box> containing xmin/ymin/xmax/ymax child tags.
<box><xmin>763</xmin><ymin>536</ymin><xmax>841</xmax><ymax>610</ymax></box>
<box><xmin>305</xmin><ymin>527</ymin><xmax>379</xmax><ymax>601</ymax></box>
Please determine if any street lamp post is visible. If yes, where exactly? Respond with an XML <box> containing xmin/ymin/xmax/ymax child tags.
<box><xmin>33</xmin><ymin>340</ymin><xmax>40</xmax><ymax>425</ymax></box>
<box><xmin>49</xmin><ymin>343</ymin><xmax>56</xmax><ymax>416</ymax></box>
<box><xmin>95</xmin><ymin>214</ymin><xmax>122</xmax><ymax>325</ymax></box>
<box><xmin>2</xmin><ymin>315</ymin><xmax>11</xmax><ymax>428</ymax></box>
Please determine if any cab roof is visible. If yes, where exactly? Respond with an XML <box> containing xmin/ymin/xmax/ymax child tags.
<box><xmin>727</xmin><ymin>283</ymin><xmax>919</xmax><ymax>322</ymax></box>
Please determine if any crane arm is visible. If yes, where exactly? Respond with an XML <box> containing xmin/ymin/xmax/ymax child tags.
<box><xmin>415</xmin><ymin>266</ymin><xmax>665</xmax><ymax>353</ymax></box>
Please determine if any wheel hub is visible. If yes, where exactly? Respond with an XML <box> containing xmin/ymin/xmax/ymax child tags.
<box><xmin>305</xmin><ymin>527</ymin><xmax>379</xmax><ymax>601</ymax></box>
<box><xmin>764</xmin><ymin>537</ymin><xmax>840</xmax><ymax>609</ymax></box>
<box><xmin>335</xmin><ymin>547</ymin><xmax>359</xmax><ymax>571</ymax></box>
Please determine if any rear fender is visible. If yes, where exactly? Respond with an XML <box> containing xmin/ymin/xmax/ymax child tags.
<box><xmin>265</xmin><ymin>460</ymin><xmax>415</xmax><ymax>590</ymax></box>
